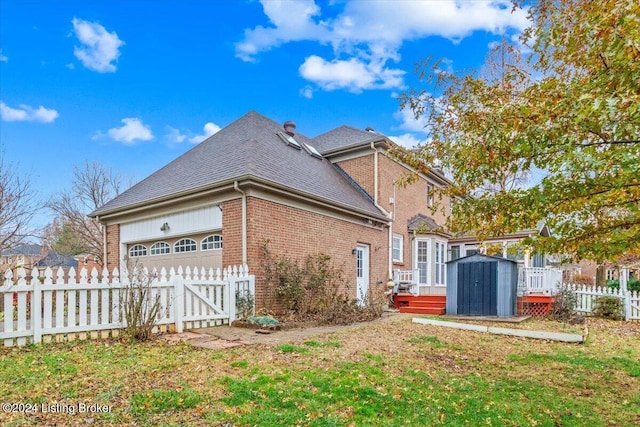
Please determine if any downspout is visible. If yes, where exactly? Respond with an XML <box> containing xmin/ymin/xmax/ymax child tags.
<box><xmin>233</xmin><ymin>181</ymin><xmax>248</xmax><ymax>265</ymax></box>
<box><xmin>100</xmin><ymin>219</ymin><xmax>107</xmax><ymax>271</ymax></box>
<box><xmin>371</xmin><ymin>142</ymin><xmax>393</xmax><ymax>280</ymax></box>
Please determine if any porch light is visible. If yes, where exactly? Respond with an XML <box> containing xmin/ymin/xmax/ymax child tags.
<box><xmin>160</xmin><ymin>222</ymin><xmax>170</xmax><ymax>232</ymax></box>
<box><xmin>352</xmin><ymin>248</ymin><xmax>357</xmax><ymax>255</ymax></box>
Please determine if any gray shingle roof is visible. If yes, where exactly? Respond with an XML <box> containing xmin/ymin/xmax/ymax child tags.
<box><xmin>407</xmin><ymin>214</ymin><xmax>441</xmax><ymax>232</ymax></box>
<box><xmin>312</xmin><ymin>125</ymin><xmax>383</xmax><ymax>153</ymax></box>
<box><xmin>92</xmin><ymin>111</ymin><xmax>385</xmax><ymax>219</ymax></box>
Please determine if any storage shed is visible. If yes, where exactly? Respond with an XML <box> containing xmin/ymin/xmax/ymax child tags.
<box><xmin>446</xmin><ymin>254</ymin><xmax>518</xmax><ymax>317</ymax></box>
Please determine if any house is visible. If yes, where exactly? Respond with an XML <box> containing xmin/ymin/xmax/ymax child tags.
<box><xmin>1</xmin><ymin>243</ymin><xmax>46</xmax><ymax>272</ymax></box>
<box><xmin>90</xmin><ymin>111</ymin><xmax>452</xmax><ymax>311</ymax></box>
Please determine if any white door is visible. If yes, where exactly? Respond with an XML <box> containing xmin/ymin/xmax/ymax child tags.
<box><xmin>415</xmin><ymin>239</ymin><xmax>431</xmax><ymax>289</ymax></box>
<box><xmin>355</xmin><ymin>244</ymin><xmax>369</xmax><ymax>306</ymax></box>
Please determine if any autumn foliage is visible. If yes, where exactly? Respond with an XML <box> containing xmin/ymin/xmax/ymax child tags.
<box><xmin>400</xmin><ymin>0</ymin><xmax>639</xmax><ymax>262</ymax></box>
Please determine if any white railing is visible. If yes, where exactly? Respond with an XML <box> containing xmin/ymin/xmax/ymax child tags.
<box><xmin>0</xmin><ymin>264</ymin><xmax>255</xmax><ymax>347</ymax></box>
<box><xmin>392</xmin><ymin>269</ymin><xmax>419</xmax><ymax>295</ymax></box>
<box><xmin>565</xmin><ymin>283</ymin><xmax>640</xmax><ymax>321</ymax></box>
<box><xmin>519</xmin><ymin>267</ymin><xmax>563</xmax><ymax>295</ymax></box>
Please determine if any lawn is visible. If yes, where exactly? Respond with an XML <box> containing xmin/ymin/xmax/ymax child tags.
<box><xmin>1</xmin><ymin>317</ymin><xmax>639</xmax><ymax>426</ymax></box>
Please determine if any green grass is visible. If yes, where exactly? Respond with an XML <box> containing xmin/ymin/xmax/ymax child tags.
<box><xmin>0</xmin><ymin>318</ymin><xmax>638</xmax><ymax>426</ymax></box>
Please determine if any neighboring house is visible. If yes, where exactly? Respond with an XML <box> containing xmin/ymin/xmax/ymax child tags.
<box><xmin>90</xmin><ymin>111</ymin><xmax>452</xmax><ymax>310</ymax></box>
<box><xmin>35</xmin><ymin>250</ymin><xmax>79</xmax><ymax>280</ymax></box>
<box><xmin>448</xmin><ymin>221</ymin><xmax>552</xmax><ymax>268</ymax></box>
<box><xmin>1</xmin><ymin>244</ymin><xmax>46</xmax><ymax>272</ymax></box>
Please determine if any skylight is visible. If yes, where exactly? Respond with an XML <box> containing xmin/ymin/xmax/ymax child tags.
<box><xmin>277</xmin><ymin>132</ymin><xmax>301</xmax><ymax>149</ymax></box>
<box><xmin>303</xmin><ymin>143</ymin><xmax>323</xmax><ymax>159</ymax></box>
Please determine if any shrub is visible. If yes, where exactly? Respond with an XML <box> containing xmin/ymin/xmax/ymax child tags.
<box><xmin>607</xmin><ymin>278</ymin><xmax>640</xmax><ymax>292</ymax></box>
<box><xmin>261</xmin><ymin>242</ymin><xmax>384</xmax><ymax>324</ymax></box>
<box><xmin>607</xmin><ymin>279</ymin><xmax>620</xmax><ymax>289</ymax></box>
<box><xmin>570</xmin><ymin>274</ymin><xmax>593</xmax><ymax>286</ymax></box>
<box><xmin>235</xmin><ymin>289</ymin><xmax>255</xmax><ymax>320</ymax></box>
<box><xmin>547</xmin><ymin>284</ymin><xmax>577</xmax><ymax>321</ymax></box>
<box><xmin>592</xmin><ymin>296</ymin><xmax>624</xmax><ymax>321</ymax></box>
<box><xmin>121</xmin><ymin>263</ymin><xmax>162</xmax><ymax>341</ymax></box>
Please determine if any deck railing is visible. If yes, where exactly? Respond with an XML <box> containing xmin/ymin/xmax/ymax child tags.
<box><xmin>518</xmin><ymin>266</ymin><xmax>563</xmax><ymax>295</ymax></box>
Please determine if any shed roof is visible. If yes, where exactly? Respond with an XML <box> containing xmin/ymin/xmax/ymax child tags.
<box><xmin>92</xmin><ymin>111</ymin><xmax>386</xmax><ymax>219</ymax></box>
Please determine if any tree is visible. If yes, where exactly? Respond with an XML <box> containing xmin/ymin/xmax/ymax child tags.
<box><xmin>47</xmin><ymin>161</ymin><xmax>125</xmax><ymax>266</ymax></box>
<box><xmin>0</xmin><ymin>154</ymin><xmax>38</xmax><ymax>254</ymax></box>
<box><xmin>400</xmin><ymin>0</ymin><xmax>640</xmax><ymax>262</ymax></box>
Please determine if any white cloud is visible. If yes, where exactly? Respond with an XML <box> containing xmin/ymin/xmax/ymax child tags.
<box><xmin>394</xmin><ymin>106</ymin><xmax>429</xmax><ymax>133</ymax></box>
<box><xmin>189</xmin><ymin>122</ymin><xmax>221</xmax><ymax>143</ymax></box>
<box><xmin>0</xmin><ymin>101</ymin><xmax>59</xmax><ymax>123</ymax></box>
<box><xmin>72</xmin><ymin>18</ymin><xmax>124</xmax><ymax>73</ymax></box>
<box><xmin>235</xmin><ymin>0</ymin><xmax>330</xmax><ymax>62</ymax></box>
<box><xmin>165</xmin><ymin>126</ymin><xmax>187</xmax><ymax>144</ymax></box>
<box><xmin>388</xmin><ymin>133</ymin><xmax>426</xmax><ymax>149</ymax></box>
<box><xmin>300</xmin><ymin>85</ymin><xmax>314</xmax><ymax>99</ymax></box>
<box><xmin>237</xmin><ymin>0</ymin><xmax>529</xmax><ymax>93</ymax></box>
<box><xmin>107</xmin><ymin>118</ymin><xmax>153</xmax><ymax>143</ymax></box>
<box><xmin>299</xmin><ymin>55</ymin><xmax>404</xmax><ymax>93</ymax></box>
<box><xmin>0</xmin><ymin>50</ymin><xmax>7</xmax><ymax>62</ymax></box>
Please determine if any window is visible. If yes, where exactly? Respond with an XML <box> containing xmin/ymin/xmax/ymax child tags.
<box><xmin>303</xmin><ymin>143</ymin><xmax>323</xmax><ymax>159</ymax></box>
<box><xmin>392</xmin><ymin>234</ymin><xmax>403</xmax><ymax>263</ymax></box>
<box><xmin>201</xmin><ymin>234</ymin><xmax>223</xmax><ymax>251</ymax></box>
<box><xmin>129</xmin><ymin>244</ymin><xmax>147</xmax><ymax>257</ymax></box>
<box><xmin>174</xmin><ymin>238</ymin><xmax>197</xmax><ymax>253</ymax></box>
<box><xmin>427</xmin><ymin>184</ymin><xmax>434</xmax><ymax>207</ymax></box>
<box><xmin>450</xmin><ymin>245</ymin><xmax>460</xmax><ymax>261</ymax></box>
<box><xmin>150</xmin><ymin>242</ymin><xmax>171</xmax><ymax>256</ymax></box>
<box><xmin>277</xmin><ymin>132</ymin><xmax>301</xmax><ymax>149</ymax></box>
<box><xmin>505</xmin><ymin>242</ymin><xmax>525</xmax><ymax>261</ymax></box>
<box><xmin>416</xmin><ymin>240</ymin><xmax>430</xmax><ymax>285</ymax></box>
<box><xmin>435</xmin><ymin>241</ymin><xmax>446</xmax><ymax>286</ymax></box>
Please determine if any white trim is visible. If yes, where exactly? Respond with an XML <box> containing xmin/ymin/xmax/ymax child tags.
<box><xmin>356</xmin><ymin>244</ymin><xmax>370</xmax><ymax>306</ymax></box>
<box><xmin>150</xmin><ymin>241</ymin><xmax>171</xmax><ymax>256</ymax></box>
<box><xmin>392</xmin><ymin>234</ymin><xmax>403</xmax><ymax>263</ymax></box>
<box><xmin>414</xmin><ymin>237</ymin><xmax>431</xmax><ymax>288</ymax></box>
<box><xmin>201</xmin><ymin>234</ymin><xmax>223</xmax><ymax>251</ymax></box>
<box><xmin>434</xmin><ymin>239</ymin><xmax>447</xmax><ymax>287</ymax></box>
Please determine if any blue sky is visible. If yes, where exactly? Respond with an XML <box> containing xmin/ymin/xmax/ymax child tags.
<box><xmin>0</xmin><ymin>0</ymin><xmax>529</xmax><ymax>230</ymax></box>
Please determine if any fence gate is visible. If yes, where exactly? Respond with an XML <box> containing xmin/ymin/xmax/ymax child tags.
<box><xmin>457</xmin><ymin>261</ymin><xmax>497</xmax><ymax>316</ymax></box>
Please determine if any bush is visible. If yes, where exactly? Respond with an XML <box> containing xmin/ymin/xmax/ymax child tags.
<box><xmin>121</xmin><ymin>264</ymin><xmax>162</xmax><ymax>341</ymax></box>
<box><xmin>547</xmin><ymin>284</ymin><xmax>578</xmax><ymax>321</ymax></box>
<box><xmin>261</xmin><ymin>242</ymin><xmax>384</xmax><ymax>324</ymax></box>
<box><xmin>607</xmin><ymin>279</ymin><xmax>620</xmax><ymax>289</ymax></box>
<box><xmin>592</xmin><ymin>296</ymin><xmax>624</xmax><ymax>321</ymax></box>
<box><xmin>607</xmin><ymin>279</ymin><xmax>640</xmax><ymax>292</ymax></box>
<box><xmin>570</xmin><ymin>274</ymin><xmax>593</xmax><ymax>286</ymax></box>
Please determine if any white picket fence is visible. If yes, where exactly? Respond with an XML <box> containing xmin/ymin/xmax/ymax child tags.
<box><xmin>566</xmin><ymin>283</ymin><xmax>640</xmax><ymax>321</ymax></box>
<box><xmin>0</xmin><ymin>264</ymin><xmax>255</xmax><ymax>347</ymax></box>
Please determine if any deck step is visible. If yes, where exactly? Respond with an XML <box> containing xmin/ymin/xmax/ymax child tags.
<box><xmin>398</xmin><ymin>306</ymin><xmax>446</xmax><ymax>315</ymax></box>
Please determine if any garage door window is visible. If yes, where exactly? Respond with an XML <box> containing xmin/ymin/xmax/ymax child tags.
<box><xmin>174</xmin><ymin>238</ymin><xmax>197</xmax><ymax>253</ymax></box>
<box><xmin>129</xmin><ymin>244</ymin><xmax>148</xmax><ymax>257</ymax></box>
<box><xmin>201</xmin><ymin>234</ymin><xmax>222</xmax><ymax>250</ymax></box>
<box><xmin>150</xmin><ymin>242</ymin><xmax>171</xmax><ymax>255</ymax></box>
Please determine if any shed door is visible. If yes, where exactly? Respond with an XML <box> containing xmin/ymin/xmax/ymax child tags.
<box><xmin>457</xmin><ymin>261</ymin><xmax>497</xmax><ymax>316</ymax></box>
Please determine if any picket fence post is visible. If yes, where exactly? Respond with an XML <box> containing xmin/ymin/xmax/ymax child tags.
<box><xmin>625</xmin><ymin>290</ymin><xmax>631</xmax><ymax>321</ymax></box>
<box><xmin>32</xmin><ymin>267</ymin><xmax>42</xmax><ymax>344</ymax></box>
<box><xmin>172</xmin><ymin>270</ymin><xmax>184</xmax><ymax>333</ymax></box>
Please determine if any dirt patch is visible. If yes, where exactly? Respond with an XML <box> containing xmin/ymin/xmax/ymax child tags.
<box><xmin>199</xmin><ymin>311</ymin><xmax>414</xmax><ymax>346</ymax></box>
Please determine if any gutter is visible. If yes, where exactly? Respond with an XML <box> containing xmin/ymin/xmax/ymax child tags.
<box><xmin>371</xmin><ymin>142</ymin><xmax>394</xmax><ymax>280</ymax></box>
<box><xmin>233</xmin><ymin>181</ymin><xmax>247</xmax><ymax>265</ymax></box>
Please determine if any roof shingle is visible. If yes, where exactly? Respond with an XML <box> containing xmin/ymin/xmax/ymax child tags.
<box><xmin>92</xmin><ymin>112</ymin><xmax>385</xmax><ymax>219</ymax></box>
